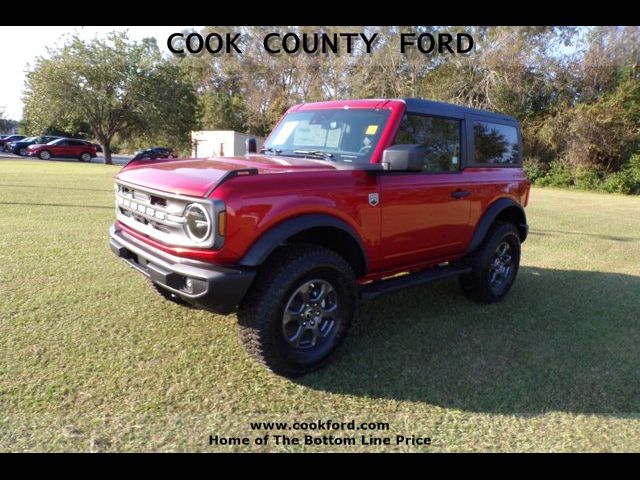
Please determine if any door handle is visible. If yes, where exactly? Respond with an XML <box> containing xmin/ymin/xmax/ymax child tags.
<box><xmin>451</xmin><ymin>190</ymin><xmax>470</xmax><ymax>199</ymax></box>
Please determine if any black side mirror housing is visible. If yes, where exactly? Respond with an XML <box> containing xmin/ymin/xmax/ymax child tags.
<box><xmin>382</xmin><ymin>144</ymin><xmax>425</xmax><ymax>172</ymax></box>
<box><xmin>245</xmin><ymin>137</ymin><xmax>257</xmax><ymax>155</ymax></box>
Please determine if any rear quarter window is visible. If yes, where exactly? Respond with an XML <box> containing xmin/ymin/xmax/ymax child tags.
<box><xmin>472</xmin><ymin>121</ymin><xmax>520</xmax><ymax>165</ymax></box>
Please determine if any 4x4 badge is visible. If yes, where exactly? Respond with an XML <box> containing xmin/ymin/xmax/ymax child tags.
<box><xmin>368</xmin><ymin>193</ymin><xmax>379</xmax><ymax>207</ymax></box>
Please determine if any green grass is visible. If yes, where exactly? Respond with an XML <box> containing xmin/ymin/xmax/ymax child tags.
<box><xmin>1</xmin><ymin>159</ymin><xmax>640</xmax><ymax>452</ymax></box>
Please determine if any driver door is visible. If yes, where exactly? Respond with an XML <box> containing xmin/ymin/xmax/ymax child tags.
<box><xmin>379</xmin><ymin>113</ymin><xmax>473</xmax><ymax>271</ymax></box>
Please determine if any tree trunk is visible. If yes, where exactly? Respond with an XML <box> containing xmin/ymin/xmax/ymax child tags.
<box><xmin>102</xmin><ymin>142</ymin><xmax>112</xmax><ymax>165</ymax></box>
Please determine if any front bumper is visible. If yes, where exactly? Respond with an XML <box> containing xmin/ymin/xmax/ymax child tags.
<box><xmin>109</xmin><ymin>224</ymin><xmax>255</xmax><ymax>314</ymax></box>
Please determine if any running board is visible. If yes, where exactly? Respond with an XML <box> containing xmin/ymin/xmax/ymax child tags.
<box><xmin>359</xmin><ymin>263</ymin><xmax>471</xmax><ymax>301</ymax></box>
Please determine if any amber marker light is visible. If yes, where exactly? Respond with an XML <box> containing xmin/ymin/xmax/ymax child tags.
<box><xmin>217</xmin><ymin>211</ymin><xmax>227</xmax><ymax>236</ymax></box>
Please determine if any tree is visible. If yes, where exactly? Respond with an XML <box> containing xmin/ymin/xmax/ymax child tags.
<box><xmin>0</xmin><ymin>107</ymin><xmax>10</xmax><ymax>132</ymax></box>
<box><xmin>23</xmin><ymin>32</ymin><xmax>197</xmax><ymax>164</ymax></box>
<box><xmin>0</xmin><ymin>107</ymin><xmax>20</xmax><ymax>133</ymax></box>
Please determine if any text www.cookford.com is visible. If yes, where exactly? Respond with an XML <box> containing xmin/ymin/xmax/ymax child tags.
<box><xmin>250</xmin><ymin>420</ymin><xmax>389</xmax><ymax>431</ymax></box>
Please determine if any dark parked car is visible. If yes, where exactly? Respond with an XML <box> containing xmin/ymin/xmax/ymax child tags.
<box><xmin>9</xmin><ymin>136</ymin><xmax>61</xmax><ymax>156</ymax></box>
<box><xmin>27</xmin><ymin>138</ymin><xmax>97</xmax><ymax>161</ymax></box>
<box><xmin>0</xmin><ymin>135</ymin><xmax>26</xmax><ymax>151</ymax></box>
<box><xmin>132</xmin><ymin>147</ymin><xmax>177</xmax><ymax>161</ymax></box>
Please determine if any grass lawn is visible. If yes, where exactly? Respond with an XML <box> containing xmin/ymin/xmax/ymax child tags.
<box><xmin>1</xmin><ymin>159</ymin><xmax>639</xmax><ymax>452</ymax></box>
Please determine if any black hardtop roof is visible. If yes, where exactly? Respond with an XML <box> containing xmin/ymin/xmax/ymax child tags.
<box><xmin>401</xmin><ymin>98</ymin><xmax>518</xmax><ymax>124</ymax></box>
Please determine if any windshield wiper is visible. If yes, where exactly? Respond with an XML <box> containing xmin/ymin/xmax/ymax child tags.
<box><xmin>293</xmin><ymin>150</ymin><xmax>334</xmax><ymax>160</ymax></box>
<box><xmin>261</xmin><ymin>147</ymin><xmax>282</xmax><ymax>155</ymax></box>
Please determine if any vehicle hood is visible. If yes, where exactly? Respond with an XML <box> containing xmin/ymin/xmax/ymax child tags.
<box><xmin>115</xmin><ymin>155</ymin><xmax>342</xmax><ymax>197</ymax></box>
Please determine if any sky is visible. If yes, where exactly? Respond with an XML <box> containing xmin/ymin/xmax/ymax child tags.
<box><xmin>0</xmin><ymin>26</ymin><xmax>200</xmax><ymax>121</ymax></box>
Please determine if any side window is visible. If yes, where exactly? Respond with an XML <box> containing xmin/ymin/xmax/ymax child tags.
<box><xmin>394</xmin><ymin>114</ymin><xmax>461</xmax><ymax>172</ymax></box>
<box><xmin>473</xmin><ymin>122</ymin><xmax>520</xmax><ymax>165</ymax></box>
<box><xmin>68</xmin><ymin>140</ymin><xmax>84</xmax><ymax>146</ymax></box>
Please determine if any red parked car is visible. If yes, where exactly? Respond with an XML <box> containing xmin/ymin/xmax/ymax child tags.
<box><xmin>109</xmin><ymin>98</ymin><xmax>530</xmax><ymax>376</ymax></box>
<box><xmin>27</xmin><ymin>138</ymin><xmax>97</xmax><ymax>162</ymax></box>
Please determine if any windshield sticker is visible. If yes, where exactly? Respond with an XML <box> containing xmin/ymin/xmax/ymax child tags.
<box><xmin>365</xmin><ymin>125</ymin><xmax>379</xmax><ymax>135</ymax></box>
<box><xmin>271</xmin><ymin>121</ymin><xmax>298</xmax><ymax>145</ymax></box>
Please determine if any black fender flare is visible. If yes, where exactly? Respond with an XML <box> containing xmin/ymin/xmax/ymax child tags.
<box><xmin>466</xmin><ymin>198</ymin><xmax>528</xmax><ymax>253</ymax></box>
<box><xmin>239</xmin><ymin>214</ymin><xmax>368</xmax><ymax>272</ymax></box>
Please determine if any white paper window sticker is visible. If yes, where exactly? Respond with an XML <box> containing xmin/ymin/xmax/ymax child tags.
<box><xmin>271</xmin><ymin>121</ymin><xmax>299</xmax><ymax>145</ymax></box>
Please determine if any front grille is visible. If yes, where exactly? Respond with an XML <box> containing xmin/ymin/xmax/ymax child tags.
<box><xmin>114</xmin><ymin>180</ymin><xmax>223</xmax><ymax>249</ymax></box>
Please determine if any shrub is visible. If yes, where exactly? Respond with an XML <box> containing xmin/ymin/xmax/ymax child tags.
<box><xmin>601</xmin><ymin>170</ymin><xmax>638</xmax><ymax>194</ymax></box>
<box><xmin>573</xmin><ymin>165</ymin><xmax>602</xmax><ymax>190</ymax></box>
<box><xmin>599</xmin><ymin>153</ymin><xmax>640</xmax><ymax>194</ymax></box>
<box><xmin>539</xmin><ymin>161</ymin><xmax>573</xmax><ymax>187</ymax></box>
<box><xmin>629</xmin><ymin>152</ymin><xmax>640</xmax><ymax>177</ymax></box>
<box><xmin>523</xmin><ymin>158</ymin><xmax>547</xmax><ymax>183</ymax></box>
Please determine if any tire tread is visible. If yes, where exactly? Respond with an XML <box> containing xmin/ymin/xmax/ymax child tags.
<box><xmin>237</xmin><ymin>244</ymin><xmax>356</xmax><ymax>377</ymax></box>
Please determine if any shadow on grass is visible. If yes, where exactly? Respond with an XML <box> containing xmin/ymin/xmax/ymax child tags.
<box><xmin>298</xmin><ymin>267</ymin><xmax>640</xmax><ymax>416</ymax></box>
<box><xmin>530</xmin><ymin>228</ymin><xmax>640</xmax><ymax>242</ymax></box>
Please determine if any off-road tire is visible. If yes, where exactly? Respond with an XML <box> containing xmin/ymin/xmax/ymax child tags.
<box><xmin>459</xmin><ymin>221</ymin><xmax>521</xmax><ymax>303</ymax></box>
<box><xmin>238</xmin><ymin>244</ymin><xmax>357</xmax><ymax>377</ymax></box>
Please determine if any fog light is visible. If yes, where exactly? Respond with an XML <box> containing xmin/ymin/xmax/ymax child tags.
<box><xmin>184</xmin><ymin>278</ymin><xmax>194</xmax><ymax>293</ymax></box>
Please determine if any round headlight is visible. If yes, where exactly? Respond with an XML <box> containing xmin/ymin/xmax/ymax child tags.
<box><xmin>184</xmin><ymin>203</ymin><xmax>211</xmax><ymax>242</ymax></box>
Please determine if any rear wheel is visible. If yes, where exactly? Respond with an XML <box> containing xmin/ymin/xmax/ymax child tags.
<box><xmin>38</xmin><ymin>150</ymin><xmax>51</xmax><ymax>160</ymax></box>
<box><xmin>238</xmin><ymin>244</ymin><xmax>356</xmax><ymax>377</ymax></box>
<box><xmin>459</xmin><ymin>221</ymin><xmax>521</xmax><ymax>303</ymax></box>
<box><xmin>19</xmin><ymin>148</ymin><xmax>27</xmax><ymax>156</ymax></box>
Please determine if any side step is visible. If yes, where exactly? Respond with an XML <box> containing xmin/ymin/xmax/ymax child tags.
<box><xmin>359</xmin><ymin>263</ymin><xmax>471</xmax><ymax>301</ymax></box>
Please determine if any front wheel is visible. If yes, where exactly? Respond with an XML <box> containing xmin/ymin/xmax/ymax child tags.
<box><xmin>79</xmin><ymin>152</ymin><xmax>92</xmax><ymax>162</ymax></box>
<box><xmin>459</xmin><ymin>221</ymin><xmax>521</xmax><ymax>303</ymax></box>
<box><xmin>238</xmin><ymin>244</ymin><xmax>356</xmax><ymax>377</ymax></box>
<box><xmin>38</xmin><ymin>150</ymin><xmax>51</xmax><ymax>160</ymax></box>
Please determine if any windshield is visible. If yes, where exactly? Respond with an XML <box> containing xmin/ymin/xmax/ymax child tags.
<box><xmin>263</xmin><ymin>108</ymin><xmax>391</xmax><ymax>164</ymax></box>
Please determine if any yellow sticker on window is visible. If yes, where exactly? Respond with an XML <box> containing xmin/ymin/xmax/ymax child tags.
<box><xmin>365</xmin><ymin>125</ymin><xmax>379</xmax><ymax>135</ymax></box>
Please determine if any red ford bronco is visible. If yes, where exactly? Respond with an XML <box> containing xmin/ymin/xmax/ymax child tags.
<box><xmin>110</xmin><ymin>98</ymin><xmax>530</xmax><ymax>376</ymax></box>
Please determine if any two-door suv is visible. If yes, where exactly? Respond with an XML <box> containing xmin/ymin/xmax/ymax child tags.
<box><xmin>110</xmin><ymin>99</ymin><xmax>530</xmax><ymax>376</ymax></box>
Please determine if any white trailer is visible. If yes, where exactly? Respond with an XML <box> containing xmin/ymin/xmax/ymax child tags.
<box><xmin>191</xmin><ymin>130</ymin><xmax>265</xmax><ymax>158</ymax></box>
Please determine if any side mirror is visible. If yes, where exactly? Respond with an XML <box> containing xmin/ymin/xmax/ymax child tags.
<box><xmin>382</xmin><ymin>144</ymin><xmax>425</xmax><ymax>172</ymax></box>
<box><xmin>245</xmin><ymin>137</ymin><xmax>257</xmax><ymax>155</ymax></box>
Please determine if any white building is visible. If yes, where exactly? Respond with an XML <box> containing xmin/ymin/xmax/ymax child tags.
<box><xmin>191</xmin><ymin>130</ymin><xmax>266</xmax><ymax>158</ymax></box>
